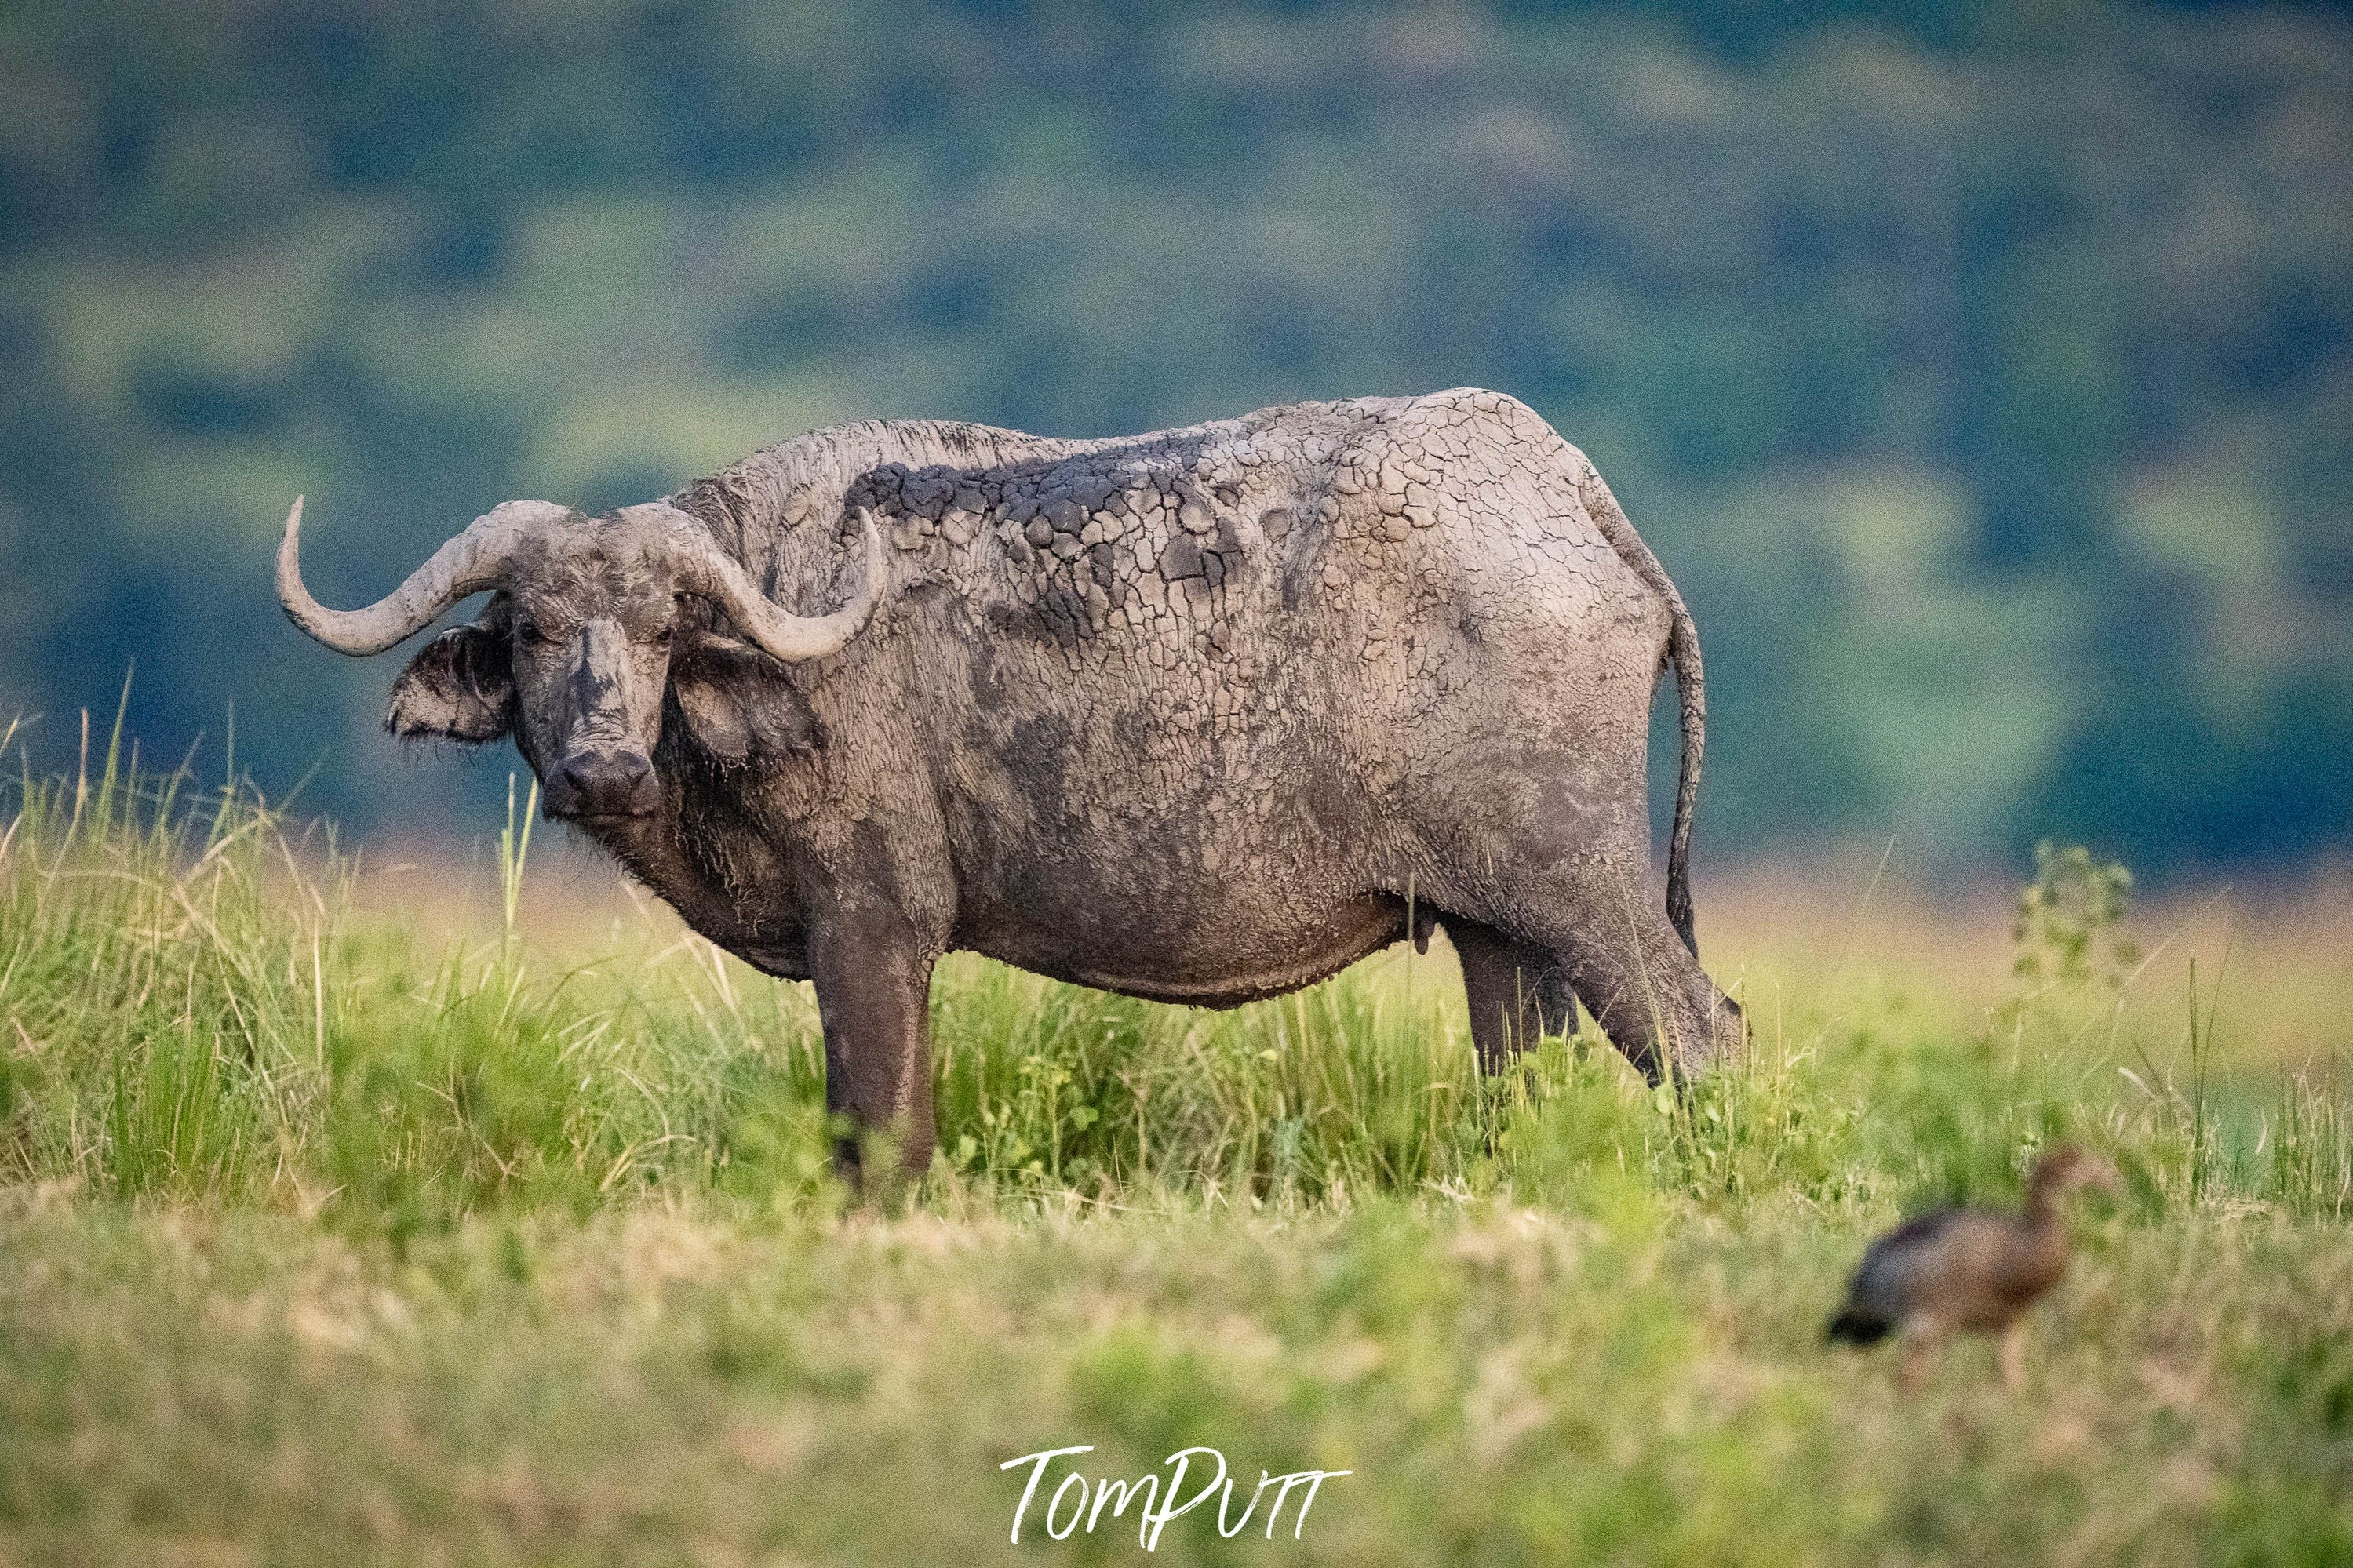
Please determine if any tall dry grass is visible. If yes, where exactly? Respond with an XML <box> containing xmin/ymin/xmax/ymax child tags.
<box><xmin>2</xmin><ymin>719</ymin><xmax>2345</xmax><ymax>1230</ymax></box>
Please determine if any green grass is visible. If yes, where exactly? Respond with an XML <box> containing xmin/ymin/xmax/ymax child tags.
<box><xmin>2</xmin><ymin>737</ymin><xmax>2350</xmax><ymax>1565</ymax></box>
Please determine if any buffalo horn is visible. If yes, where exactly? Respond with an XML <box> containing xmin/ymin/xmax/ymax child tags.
<box><xmin>275</xmin><ymin>495</ymin><xmax>568</xmax><ymax>656</ymax></box>
<box><xmin>651</xmin><ymin>504</ymin><xmax>886</xmax><ymax>664</ymax></box>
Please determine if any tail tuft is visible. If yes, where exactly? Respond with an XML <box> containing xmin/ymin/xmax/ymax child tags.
<box><xmin>1825</xmin><ymin>1311</ymin><xmax>1892</xmax><ymax>1347</ymax></box>
<box><xmin>1663</xmin><ymin>612</ymin><xmax>1703</xmax><ymax>960</ymax></box>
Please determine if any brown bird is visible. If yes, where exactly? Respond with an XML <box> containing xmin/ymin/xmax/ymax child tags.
<box><xmin>1826</xmin><ymin>1144</ymin><xmax>2118</xmax><ymax>1389</ymax></box>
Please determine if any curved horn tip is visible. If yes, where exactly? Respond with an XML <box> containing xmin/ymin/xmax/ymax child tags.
<box><xmin>276</xmin><ymin>493</ymin><xmax>528</xmax><ymax>657</ymax></box>
<box><xmin>846</xmin><ymin>509</ymin><xmax>887</xmax><ymax>640</ymax></box>
<box><xmin>277</xmin><ymin>493</ymin><xmax>306</xmax><ymax>555</ymax></box>
<box><xmin>275</xmin><ymin>496</ymin><xmax>311</xmax><ymax>613</ymax></box>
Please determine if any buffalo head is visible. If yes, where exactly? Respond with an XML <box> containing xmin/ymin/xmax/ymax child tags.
<box><xmin>276</xmin><ymin>496</ymin><xmax>883</xmax><ymax>820</ymax></box>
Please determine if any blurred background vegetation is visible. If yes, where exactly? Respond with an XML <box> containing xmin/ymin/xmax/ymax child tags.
<box><xmin>1</xmin><ymin>0</ymin><xmax>2348</xmax><ymax>871</ymax></box>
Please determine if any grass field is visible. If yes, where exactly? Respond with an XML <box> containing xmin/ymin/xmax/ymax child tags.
<box><xmin>2</xmin><ymin>727</ymin><xmax>2350</xmax><ymax>1566</ymax></box>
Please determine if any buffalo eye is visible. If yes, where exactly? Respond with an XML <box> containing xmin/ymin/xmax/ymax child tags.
<box><xmin>517</xmin><ymin>620</ymin><xmax>548</xmax><ymax>647</ymax></box>
<box><xmin>653</xmin><ymin>624</ymin><xmax>674</xmax><ymax>648</ymax></box>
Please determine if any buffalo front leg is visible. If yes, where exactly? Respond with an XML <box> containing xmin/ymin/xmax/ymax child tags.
<box><xmin>805</xmin><ymin>904</ymin><xmax>939</xmax><ymax>1188</ymax></box>
<box><xmin>1449</xmin><ymin>919</ymin><xmax>1575</xmax><ymax>1075</ymax></box>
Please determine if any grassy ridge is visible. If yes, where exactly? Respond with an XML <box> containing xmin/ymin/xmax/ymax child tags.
<box><xmin>2</xmin><ymin>742</ymin><xmax>2351</xmax><ymax>1563</ymax></box>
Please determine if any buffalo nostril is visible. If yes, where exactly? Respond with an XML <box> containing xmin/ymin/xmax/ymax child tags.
<box><xmin>554</xmin><ymin>751</ymin><xmax>654</xmax><ymax>814</ymax></box>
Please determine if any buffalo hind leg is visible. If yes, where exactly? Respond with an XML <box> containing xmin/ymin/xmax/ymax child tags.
<box><xmin>1554</xmin><ymin>895</ymin><xmax>1742</xmax><ymax>1083</ymax></box>
<box><xmin>1449</xmin><ymin>919</ymin><xmax>1575</xmax><ymax>1075</ymax></box>
<box><xmin>805</xmin><ymin>899</ymin><xmax>939</xmax><ymax>1191</ymax></box>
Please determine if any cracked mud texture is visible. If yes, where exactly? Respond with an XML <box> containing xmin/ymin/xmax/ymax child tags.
<box><xmin>650</xmin><ymin>387</ymin><xmax>1736</xmax><ymax>1084</ymax></box>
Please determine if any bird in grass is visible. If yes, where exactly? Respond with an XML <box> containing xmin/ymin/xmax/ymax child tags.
<box><xmin>1826</xmin><ymin>1144</ymin><xmax>2120</xmax><ymax>1390</ymax></box>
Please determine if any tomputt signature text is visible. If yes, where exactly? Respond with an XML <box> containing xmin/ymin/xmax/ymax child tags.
<box><xmin>1001</xmin><ymin>1445</ymin><xmax>1351</xmax><ymax>1550</ymax></box>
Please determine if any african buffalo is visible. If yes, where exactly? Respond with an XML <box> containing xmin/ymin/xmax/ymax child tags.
<box><xmin>278</xmin><ymin>388</ymin><xmax>1743</xmax><ymax>1178</ymax></box>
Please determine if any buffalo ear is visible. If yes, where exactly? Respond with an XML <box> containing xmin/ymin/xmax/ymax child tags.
<box><xmin>387</xmin><ymin>623</ymin><xmax>514</xmax><ymax>743</ymax></box>
<box><xmin>672</xmin><ymin>636</ymin><xmax>823</xmax><ymax>765</ymax></box>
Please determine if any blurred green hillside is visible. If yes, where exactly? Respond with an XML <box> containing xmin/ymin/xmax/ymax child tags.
<box><xmin>1</xmin><ymin>0</ymin><xmax>2348</xmax><ymax>868</ymax></box>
